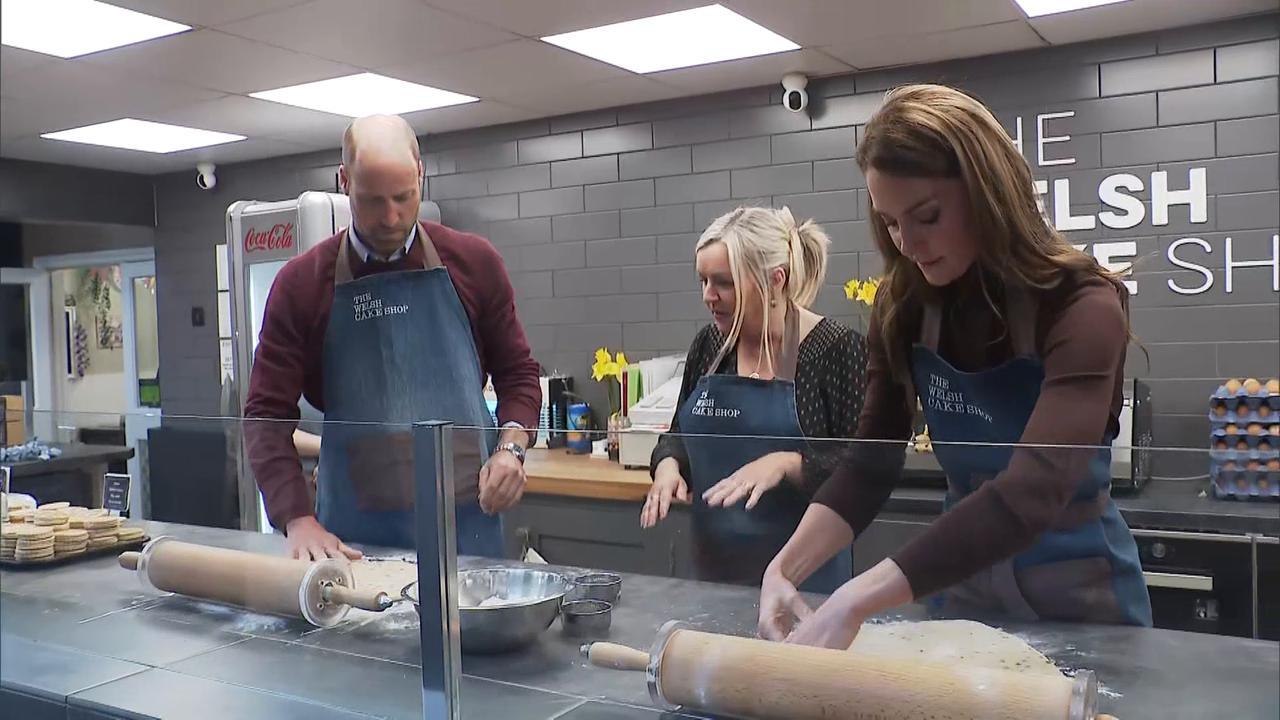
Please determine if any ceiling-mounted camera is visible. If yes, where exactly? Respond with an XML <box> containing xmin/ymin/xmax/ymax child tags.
<box><xmin>781</xmin><ymin>73</ymin><xmax>808</xmax><ymax>113</ymax></box>
<box><xmin>196</xmin><ymin>162</ymin><xmax>217</xmax><ymax>191</ymax></box>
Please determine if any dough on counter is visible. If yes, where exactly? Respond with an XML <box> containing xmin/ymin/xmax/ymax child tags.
<box><xmin>349</xmin><ymin>558</ymin><xmax>420</xmax><ymax>595</ymax></box>
<box><xmin>848</xmin><ymin>620</ymin><xmax>1061</xmax><ymax>677</ymax></box>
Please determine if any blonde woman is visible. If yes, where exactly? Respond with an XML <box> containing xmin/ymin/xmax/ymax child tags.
<box><xmin>643</xmin><ymin>206</ymin><xmax>868</xmax><ymax>593</ymax></box>
<box><xmin>760</xmin><ymin>84</ymin><xmax>1152</xmax><ymax>649</ymax></box>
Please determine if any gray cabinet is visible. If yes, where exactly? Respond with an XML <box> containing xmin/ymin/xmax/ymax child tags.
<box><xmin>503</xmin><ymin>495</ymin><xmax>695</xmax><ymax>578</ymax></box>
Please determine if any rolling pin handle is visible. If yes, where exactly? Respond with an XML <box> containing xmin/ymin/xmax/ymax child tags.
<box><xmin>118</xmin><ymin>551</ymin><xmax>141</xmax><ymax>571</ymax></box>
<box><xmin>583</xmin><ymin>642</ymin><xmax>650</xmax><ymax>671</ymax></box>
<box><xmin>321</xmin><ymin>581</ymin><xmax>392</xmax><ymax>612</ymax></box>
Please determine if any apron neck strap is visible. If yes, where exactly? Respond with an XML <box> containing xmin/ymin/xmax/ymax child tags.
<box><xmin>708</xmin><ymin>303</ymin><xmax>801</xmax><ymax>381</ymax></box>
<box><xmin>917</xmin><ymin>282</ymin><xmax>1039</xmax><ymax>357</ymax></box>
<box><xmin>334</xmin><ymin>223</ymin><xmax>441</xmax><ymax>287</ymax></box>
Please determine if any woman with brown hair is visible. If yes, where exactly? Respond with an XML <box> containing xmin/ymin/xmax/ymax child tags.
<box><xmin>758</xmin><ymin>84</ymin><xmax>1152</xmax><ymax>649</ymax></box>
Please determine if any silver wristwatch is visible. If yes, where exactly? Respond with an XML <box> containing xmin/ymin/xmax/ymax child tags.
<box><xmin>495</xmin><ymin>441</ymin><xmax>526</xmax><ymax>464</ymax></box>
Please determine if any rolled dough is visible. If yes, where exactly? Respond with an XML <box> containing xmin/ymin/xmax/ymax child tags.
<box><xmin>848</xmin><ymin>620</ymin><xmax>1061</xmax><ymax>677</ymax></box>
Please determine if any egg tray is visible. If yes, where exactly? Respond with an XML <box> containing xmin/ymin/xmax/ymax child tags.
<box><xmin>1210</xmin><ymin>427</ymin><xmax>1278</xmax><ymax>449</ymax></box>
<box><xmin>1210</xmin><ymin>465</ymin><xmax>1280</xmax><ymax>501</ymax></box>
<box><xmin>1209</xmin><ymin>447</ymin><xmax>1280</xmax><ymax>463</ymax></box>
<box><xmin>0</xmin><ymin>536</ymin><xmax>149</xmax><ymax>569</ymax></box>
<box><xmin>1209</xmin><ymin>388</ymin><xmax>1279</xmax><ymax>412</ymax></box>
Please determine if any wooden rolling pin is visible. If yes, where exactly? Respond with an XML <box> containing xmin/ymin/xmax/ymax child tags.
<box><xmin>584</xmin><ymin>624</ymin><xmax>1112</xmax><ymax>720</ymax></box>
<box><xmin>119</xmin><ymin>537</ymin><xmax>390</xmax><ymax>627</ymax></box>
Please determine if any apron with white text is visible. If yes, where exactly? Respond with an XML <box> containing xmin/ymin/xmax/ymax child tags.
<box><xmin>314</xmin><ymin>227</ymin><xmax>504</xmax><ymax>557</ymax></box>
<box><xmin>914</xmin><ymin>286</ymin><xmax>1151</xmax><ymax>625</ymax></box>
<box><xmin>678</xmin><ymin>307</ymin><xmax>852</xmax><ymax>594</ymax></box>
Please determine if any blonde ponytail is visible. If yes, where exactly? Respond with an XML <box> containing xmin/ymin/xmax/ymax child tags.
<box><xmin>780</xmin><ymin>206</ymin><xmax>829</xmax><ymax>307</ymax></box>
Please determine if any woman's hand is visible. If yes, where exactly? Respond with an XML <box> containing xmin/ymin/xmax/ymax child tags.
<box><xmin>758</xmin><ymin>565</ymin><xmax>814</xmax><ymax>641</ymax></box>
<box><xmin>641</xmin><ymin>458</ymin><xmax>690</xmax><ymax>528</ymax></box>
<box><xmin>784</xmin><ymin>589</ymin><xmax>867</xmax><ymax>650</ymax></box>
<box><xmin>785</xmin><ymin>559</ymin><xmax>913</xmax><ymax>650</ymax></box>
<box><xmin>703</xmin><ymin>452</ymin><xmax>799</xmax><ymax>510</ymax></box>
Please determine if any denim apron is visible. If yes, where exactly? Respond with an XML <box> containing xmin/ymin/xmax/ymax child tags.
<box><xmin>914</xmin><ymin>286</ymin><xmax>1151</xmax><ymax>625</ymax></box>
<box><xmin>678</xmin><ymin>306</ymin><xmax>852</xmax><ymax>594</ymax></box>
<box><xmin>315</xmin><ymin>226</ymin><xmax>504</xmax><ymax>557</ymax></box>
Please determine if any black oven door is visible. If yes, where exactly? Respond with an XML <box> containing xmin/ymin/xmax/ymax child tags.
<box><xmin>1134</xmin><ymin>530</ymin><xmax>1255</xmax><ymax>639</ymax></box>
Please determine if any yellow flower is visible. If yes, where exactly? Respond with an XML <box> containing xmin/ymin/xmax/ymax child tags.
<box><xmin>843</xmin><ymin>279</ymin><xmax>860</xmax><ymax>300</ymax></box>
<box><xmin>614</xmin><ymin>351</ymin><xmax>629</xmax><ymax>380</ymax></box>
<box><xmin>591</xmin><ymin>347</ymin><xmax>629</xmax><ymax>383</ymax></box>
<box><xmin>591</xmin><ymin>347</ymin><xmax>611</xmax><ymax>382</ymax></box>
<box><xmin>856</xmin><ymin>277</ymin><xmax>880</xmax><ymax>307</ymax></box>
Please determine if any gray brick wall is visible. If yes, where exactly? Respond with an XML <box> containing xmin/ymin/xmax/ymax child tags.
<box><xmin>148</xmin><ymin>17</ymin><xmax>1279</xmax><ymax>476</ymax></box>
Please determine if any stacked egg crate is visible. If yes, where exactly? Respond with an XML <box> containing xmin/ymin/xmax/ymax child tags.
<box><xmin>1209</xmin><ymin>378</ymin><xmax>1280</xmax><ymax>500</ymax></box>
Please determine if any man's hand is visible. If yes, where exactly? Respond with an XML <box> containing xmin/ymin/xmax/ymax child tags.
<box><xmin>285</xmin><ymin>515</ymin><xmax>362</xmax><ymax>561</ymax></box>
<box><xmin>478</xmin><ymin>448</ymin><xmax>526</xmax><ymax>514</ymax></box>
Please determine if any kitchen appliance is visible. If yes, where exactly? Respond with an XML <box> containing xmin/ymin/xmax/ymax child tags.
<box><xmin>224</xmin><ymin>192</ymin><xmax>441</xmax><ymax>532</ymax></box>
<box><xmin>546</xmin><ymin>375</ymin><xmax>573</xmax><ymax>449</ymax></box>
<box><xmin>618</xmin><ymin>356</ymin><xmax>683</xmax><ymax>469</ymax></box>
<box><xmin>583</xmin><ymin>621</ymin><xmax>1107</xmax><ymax>720</ymax></box>
<box><xmin>1133</xmin><ymin>528</ymin><xmax>1267</xmax><ymax>639</ymax></box>
<box><xmin>1112</xmin><ymin>379</ymin><xmax>1154</xmax><ymax>493</ymax></box>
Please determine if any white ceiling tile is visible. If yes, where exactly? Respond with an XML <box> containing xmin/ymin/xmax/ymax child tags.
<box><xmin>384</xmin><ymin>39</ymin><xmax>629</xmax><ymax>99</ymax></box>
<box><xmin>723</xmin><ymin>0</ymin><xmax>1023</xmax><ymax>47</ymax></box>
<box><xmin>83</xmin><ymin>29</ymin><xmax>360</xmax><ymax>95</ymax></box>
<box><xmin>1</xmin><ymin>46</ymin><xmax>56</xmax><ymax>90</ymax></box>
<box><xmin>0</xmin><ymin>61</ymin><xmax>224</xmax><ymax>138</ymax></box>
<box><xmin>145</xmin><ymin>95</ymin><xmax>351</xmax><ymax>142</ymax></box>
<box><xmin>825</xmin><ymin>21</ymin><xmax>1046</xmax><ymax>70</ymax></box>
<box><xmin>401</xmin><ymin>100</ymin><xmax>545</xmax><ymax>135</ymax></box>
<box><xmin>1</xmin><ymin>133</ymin><xmax>304</xmax><ymax>174</ymax></box>
<box><xmin>219</xmin><ymin>0</ymin><xmax>517</xmax><ymax>69</ymax></box>
<box><xmin>107</xmin><ymin>0</ymin><xmax>314</xmax><ymax>27</ymax></box>
<box><xmin>419</xmin><ymin>0</ymin><xmax>708</xmax><ymax>37</ymax></box>
<box><xmin>1028</xmin><ymin>0</ymin><xmax>1278</xmax><ymax>44</ymax></box>
<box><xmin>497</xmin><ymin>75</ymin><xmax>686</xmax><ymax>116</ymax></box>
<box><xmin>647</xmin><ymin>49</ymin><xmax>852</xmax><ymax>93</ymax></box>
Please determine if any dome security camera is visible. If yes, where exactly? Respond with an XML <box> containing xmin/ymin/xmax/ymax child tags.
<box><xmin>781</xmin><ymin>73</ymin><xmax>809</xmax><ymax>113</ymax></box>
<box><xmin>196</xmin><ymin>162</ymin><xmax>217</xmax><ymax>191</ymax></box>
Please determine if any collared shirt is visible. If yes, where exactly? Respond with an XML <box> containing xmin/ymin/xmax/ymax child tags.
<box><xmin>348</xmin><ymin>223</ymin><xmax>417</xmax><ymax>263</ymax></box>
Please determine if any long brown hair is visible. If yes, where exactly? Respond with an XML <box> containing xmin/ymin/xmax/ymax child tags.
<box><xmin>856</xmin><ymin>83</ymin><xmax>1132</xmax><ymax>386</ymax></box>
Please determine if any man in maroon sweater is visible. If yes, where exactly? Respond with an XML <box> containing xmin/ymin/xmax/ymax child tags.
<box><xmin>245</xmin><ymin>115</ymin><xmax>541</xmax><ymax>561</ymax></box>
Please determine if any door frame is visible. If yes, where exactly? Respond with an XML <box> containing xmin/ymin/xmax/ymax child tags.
<box><xmin>0</xmin><ymin>267</ymin><xmax>53</xmax><ymax>439</ymax></box>
<box><xmin>120</xmin><ymin>260</ymin><xmax>159</xmax><ymax>517</ymax></box>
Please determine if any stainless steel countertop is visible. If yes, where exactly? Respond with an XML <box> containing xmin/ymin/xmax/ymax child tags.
<box><xmin>2</xmin><ymin>521</ymin><xmax>1277</xmax><ymax>720</ymax></box>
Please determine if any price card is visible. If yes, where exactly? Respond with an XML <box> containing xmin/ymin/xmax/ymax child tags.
<box><xmin>103</xmin><ymin>473</ymin><xmax>131</xmax><ymax>514</ymax></box>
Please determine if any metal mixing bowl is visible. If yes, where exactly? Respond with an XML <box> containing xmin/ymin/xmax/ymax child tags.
<box><xmin>403</xmin><ymin>567</ymin><xmax>570</xmax><ymax>654</ymax></box>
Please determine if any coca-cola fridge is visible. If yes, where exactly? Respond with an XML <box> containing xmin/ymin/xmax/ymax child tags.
<box><xmin>224</xmin><ymin>191</ymin><xmax>441</xmax><ymax>532</ymax></box>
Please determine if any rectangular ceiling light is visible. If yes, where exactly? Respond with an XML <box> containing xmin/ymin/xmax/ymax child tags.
<box><xmin>1014</xmin><ymin>0</ymin><xmax>1133</xmax><ymax>17</ymax></box>
<box><xmin>41</xmin><ymin>119</ymin><xmax>246</xmax><ymax>153</ymax></box>
<box><xmin>250</xmin><ymin>73</ymin><xmax>479</xmax><ymax>117</ymax></box>
<box><xmin>1</xmin><ymin>0</ymin><xmax>190</xmax><ymax>58</ymax></box>
<box><xmin>541</xmin><ymin>4</ymin><xmax>800</xmax><ymax>74</ymax></box>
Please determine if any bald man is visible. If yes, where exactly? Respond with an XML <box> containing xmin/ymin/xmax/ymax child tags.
<box><xmin>244</xmin><ymin>115</ymin><xmax>541</xmax><ymax>560</ymax></box>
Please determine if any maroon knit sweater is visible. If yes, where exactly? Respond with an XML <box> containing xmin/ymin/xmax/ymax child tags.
<box><xmin>243</xmin><ymin>221</ymin><xmax>541</xmax><ymax>529</ymax></box>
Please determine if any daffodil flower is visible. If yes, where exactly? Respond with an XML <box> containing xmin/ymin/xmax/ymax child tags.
<box><xmin>844</xmin><ymin>279</ymin><xmax>860</xmax><ymax>300</ymax></box>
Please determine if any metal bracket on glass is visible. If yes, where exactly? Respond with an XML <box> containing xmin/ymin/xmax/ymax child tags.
<box><xmin>413</xmin><ymin>420</ymin><xmax>460</xmax><ymax>720</ymax></box>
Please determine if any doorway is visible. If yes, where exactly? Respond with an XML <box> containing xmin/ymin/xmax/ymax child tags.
<box><xmin>28</xmin><ymin>248</ymin><xmax>159</xmax><ymax>515</ymax></box>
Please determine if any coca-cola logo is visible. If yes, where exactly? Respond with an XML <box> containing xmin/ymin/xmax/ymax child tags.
<box><xmin>244</xmin><ymin>222</ymin><xmax>294</xmax><ymax>253</ymax></box>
